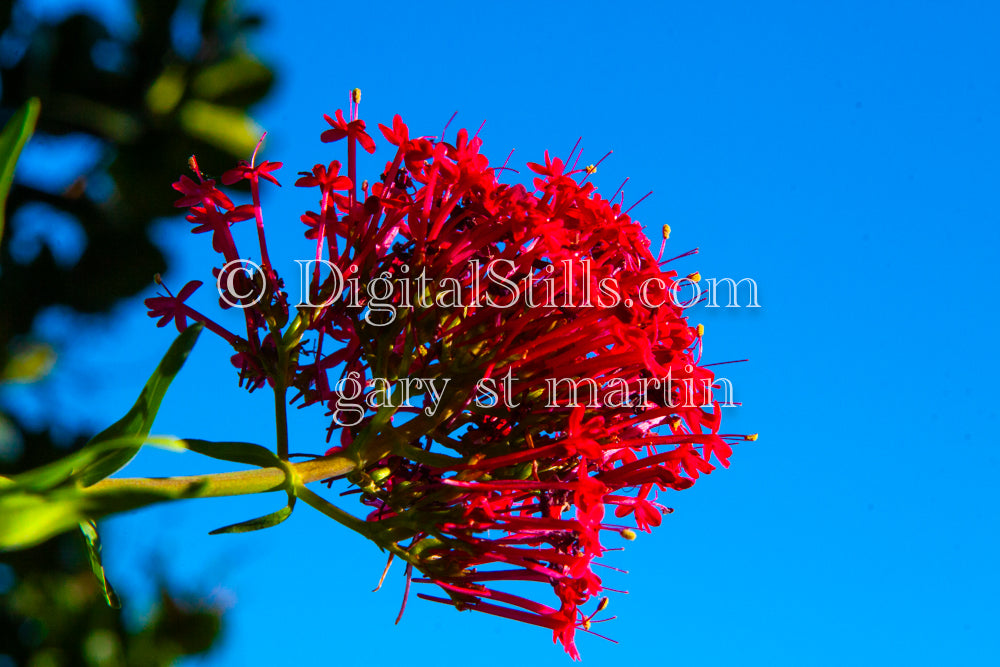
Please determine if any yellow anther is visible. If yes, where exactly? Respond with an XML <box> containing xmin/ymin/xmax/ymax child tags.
<box><xmin>596</xmin><ymin>597</ymin><xmax>610</xmax><ymax>613</ymax></box>
<box><xmin>663</xmin><ymin>224</ymin><xmax>671</xmax><ymax>239</ymax></box>
<box><xmin>745</xmin><ymin>433</ymin><xmax>758</xmax><ymax>442</ymax></box>
<box><xmin>686</xmin><ymin>271</ymin><xmax>701</xmax><ymax>283</ymax></box>
<box><xmin>620</xmin><ymin>528</ymin><xmax>637</xmax><ymax>541</ymax></box>
<box><xmin>696</xmin><ymin>324</ymin><xmax>704</xmax><ymax>337</ymax></box>
<box><xmin>352</xmin><ymin>88</ymin><xmax>362</xmax><ymax>103</ymax></box>
<box><xmin>585</xmin><ymin>164</ymin><xmax>597</xmax><ymax>175</ymax></box>
<box><xmin>153</xmin><ymin>273</ymin><xmax>163</xmax><ymax>285</ymax></box>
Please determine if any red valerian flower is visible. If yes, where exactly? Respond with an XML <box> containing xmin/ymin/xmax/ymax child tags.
<box><xmin>222</xmin><ymin>159</ymin><xmax>283</xmax><ymax>187</ymax></box>
<box><xmin>294</xmin><ymin>160</ymin><xmax>352</xmax><ymax>191</ymax></box>
<box><xmin>144</xmin><ymin>279</ymin><xmax>238</xmax><ymax>344</ymax></box>
<box><xmin>321</xmin><ymin>108</ymin><xmax>376</xmax><ymax>154</ymax></box>
<box><xmin>151</xmin><ymin>92</ymin><xmax>754</xmax><ymax>660</ymax></box>
<box><xmin>185</xmin><ymin>204</ymin><xmax>255</xmax><ymax>256</ymax></box>
<box><xmin>144</xmin><ymin>279</ymin><xmax>203</xmax><ymax>331</ymax></box>
<box><xmin>172</xmin><ymin>173</ymin><xmax>232</xmax><ymax>209</ymax></box>
<box><xmin>378</xmin><ymin>113</ymin><xmax>410</xmax><ymax>147</ymax></box>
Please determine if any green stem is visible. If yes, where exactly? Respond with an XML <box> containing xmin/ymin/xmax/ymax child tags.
<box><xmin>84</xmin><ymin>454</ymin><xmax>355</xmax><ymax>499</ymax></box>
<box><xmin>274</xmin><ymin>376</ymin><xmax>289</xmax><ymax>461</ymax></box>
<box><xmin>270</xmin><ymin>310</ymin><xmax>298</xmax><ymax>461</ymax></box>
<box><xmin>297</xmin><ymin>485</ymin><xmax>411</xmax><ymax>560</ymax></box>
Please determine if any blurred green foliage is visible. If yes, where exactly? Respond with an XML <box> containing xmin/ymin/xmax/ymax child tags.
<box><xmin>0</xmin><ymin>96</ymin><xmax>38</xmax><ymax>240</ymax></box>
<box><xmin>0</xmin><ymin>0</ymin><xmax>276</xmax><ymax>664</ymax></box>
<box><xmin>1</xmin><ymin>556</ymin><xmax>222</xmax><ymax>667</ymax></box>
<box><xmin>0</xmin><ymin>0</ymin><xmax>273</xmax><ymax>349</ymax></box>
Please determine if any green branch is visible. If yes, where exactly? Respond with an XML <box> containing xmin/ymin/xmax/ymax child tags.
<box><xmin>83</xmin><ymin>453</ymin><xmax>355</xmax><ymax>499</ymax></box>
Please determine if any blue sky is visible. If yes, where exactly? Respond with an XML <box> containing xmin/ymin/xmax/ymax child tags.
<box><xmin>6</xmin><ymin>0</ymin><xmax>1000</xmax><ymax>664</ymax></box>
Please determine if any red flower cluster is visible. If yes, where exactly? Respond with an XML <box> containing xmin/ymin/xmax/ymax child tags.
<box><xmin>145</xmin><ymin>92</ymin><xmax>751</xmax><ymax>659</ymax></box>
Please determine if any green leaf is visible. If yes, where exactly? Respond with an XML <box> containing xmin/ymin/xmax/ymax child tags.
<box><xmin>0</xmin><ymin>478</ymin><xmax>206</xmax><ymax>551</ymax></box>
<box><xmin>0</xmin><ymin>491</ymin><xmax>84</xmax><ymax>551</ymax></box>
<box><xmin>179</xmin><ymin>439</ymin><xmax>299</xmax><ymax>535</ymax></box>
<box><xmin>83</xmin><ymin>483</ymin><xmax>208</xmax><ymax>516</ymax></box>
<box><xmin>181</xmin><ymin>439</ymin><xmax>281</xmax><ymax>468</ymax></box>
<box><xmin>0</xmin><ymin>435</ymin><xmax>184</xmax><ymax>497</ymax></box>
<box><xmin>76</xmin><ymin>324</ymin><xmax>203</xmax><ymax>487</ymax></box>
<box><xmin>2</xmin><ymin>434</ymin><xmax>296</xmax><ymax>548</ymax></box>
<box><xmin>208</xmin><ymin>497</ymin><xmax>294</xmax><ymax>534</ymax></box>
<box><xmin>0</xmin><ymin>97</ymin><xmax>40</xmax><ymax>242</ymax></box>
<box><xmin>79</xmin><ymin>520</ymin><xmax>121</xmax><ymax>608</ymax></box>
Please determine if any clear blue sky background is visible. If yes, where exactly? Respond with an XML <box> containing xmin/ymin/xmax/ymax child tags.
<box><xmin>6</xmin><ymin>0</ymin><xmax>1000</xmax><ymax>665</ymax></box>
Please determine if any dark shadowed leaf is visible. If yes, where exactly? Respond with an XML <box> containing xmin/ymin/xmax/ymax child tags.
<box><xmin>79</xmin><ymin>520</ymin><xmax>121</xmax><ymax>608</ymax></box>
<box><xmin>0</xmin><ymin>97</ymin><xmax>40</xmax><ymax>241</ymax></box>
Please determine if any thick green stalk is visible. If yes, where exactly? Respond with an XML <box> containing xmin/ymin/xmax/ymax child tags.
<box><xmin>274</xmin><ymin>376</ymin><xmax>289</xmax><ymax>460</ymax></box>
<box><xmin>84</xmin><ymin>454</ymin><xmax>355</xmax><ymax>499</ymax></box>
